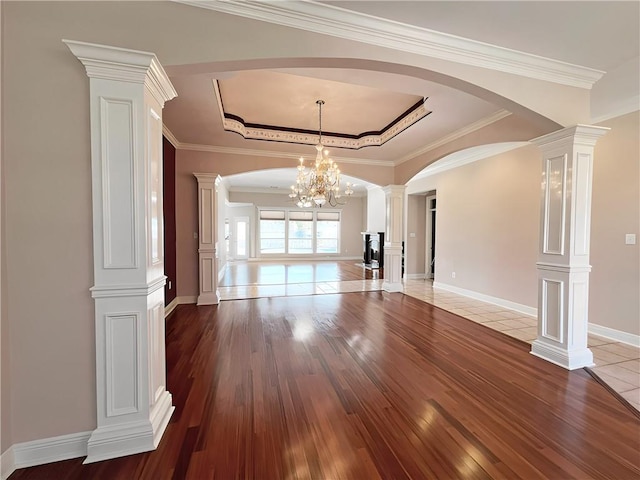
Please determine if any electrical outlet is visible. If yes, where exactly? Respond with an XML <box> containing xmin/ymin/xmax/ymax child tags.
<box><xmin>452</xmin><ymin>272</ymin><xmax>456</xmax><ymax>279</ymax></box>
<box><xmin>625</xmin><ymin>233</ymin><xmax>637</xmax><ymax>245</ymax></box>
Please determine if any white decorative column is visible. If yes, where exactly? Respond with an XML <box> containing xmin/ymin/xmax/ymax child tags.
<box><xmin>382</xmin><ymin>185</ymin><xmax>406</xmax><ymax>293</ymax></box>
<box><xmin>64</xmin><ymin>40</ymin><xmax>178</xmax><ymax>462</ymax></box>
<box><xmin>530</xmin><ymin>125</ymin><xmax>609</xmax><ymax>370</ymax></box>
<box><xmin>194</xmin><ymin>174</ymin><xmax>220</xmax><ymax>305</ymax></box>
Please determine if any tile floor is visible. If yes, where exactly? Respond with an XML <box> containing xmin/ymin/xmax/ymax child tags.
<box><xmin>403</xmin><ymin>279</ymin><xmax>640</xmax><ymax>412</ymax></box>
<box><xmin>219</xmin><ymin>273</ymin><xmax>639</xmax><ymax>412</ymax></box>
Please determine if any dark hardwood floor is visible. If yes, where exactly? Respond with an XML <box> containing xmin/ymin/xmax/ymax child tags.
<box><xmin>11</xmin><ymin>292</ymin><xmax>640</xmax><ymax>479</ymax></box>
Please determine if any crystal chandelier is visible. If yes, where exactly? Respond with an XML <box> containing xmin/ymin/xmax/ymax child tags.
<box><xmin>289</xmin><ymin>100</ymin><xmax>354</xmax><ymax>208</ymax></box>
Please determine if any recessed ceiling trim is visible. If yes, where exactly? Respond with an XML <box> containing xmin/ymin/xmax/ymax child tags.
<box><xmin>214</xmin><ymin>81</ymin><xmax>431</xmax><ymax>149</ymax></box>
<box><xmin>221</xmin><ymin>103</ymin><xmax>430</xmax><ymax>150</ymax></box>
<box><xmin>394</xmin><ymin>110</ymin><xmax>512</xmax><ymax>166</ymax></box>
<box><xmin>175</xmin><ymin>0</ymin><xmax>605</xmax><ymax>89</ymax></box>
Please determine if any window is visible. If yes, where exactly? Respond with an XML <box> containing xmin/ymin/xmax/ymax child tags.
<box><xmin>316</xmin><ymin>211</ymin><xmax>339</xmax><ymax>254</ymax></box>
<box><xmin>288</xmin><ymin>211</ymin><xmax>313</xmax><ymax>254</ymax></box>
<box><xmin>259</xmin><ymin>209</ymin><xmax>341</xmax><ymax>255</ymax></box>
<box><xmin>259</xmin><ymin>210</ymin><xmax>286</xmax><ymax>254</ymax></box>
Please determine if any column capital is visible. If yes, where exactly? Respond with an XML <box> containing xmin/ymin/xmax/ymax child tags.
<box><xmin>531</xmin><ymin>124</ymin><xmax>610</xmax><ymax>149</ymax></box>
<box><xmin>63</xmin><ymin>39</ymin><xmax>177</xmax><ymax>106</ymax></box>
<box><xmin>382</xmin><ymin>184</ymin><xmax>406</xmax><ymax>196</ymax></box>
<box><xmin>194</xmin><ymin>173</ymin><xmax>222</xmax><ymax>184</ymax></box>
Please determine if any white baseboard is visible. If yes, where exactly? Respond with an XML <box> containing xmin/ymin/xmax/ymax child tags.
<box><xmin>405</xmin><ymin>273</ymin><xmax>426</xmax><ymax>280</ymax></box>
<box><xmin>589</xmin><ymin>323</ymin><xmax>640</xmax><ymax>347</ymax></box>
<box><xmin>433</xmin><ymin>281</ymin><xmax>537</xmax><ymax>317</ymax></box>
<box><xmin>432</xmin><ymin>282</ymin><xmax>640</xmax><ymax>347</ymax></box>
<box><xmin>176</xmin><ymin>295</ymin><xmax>197</xmax><ymax>305</ymax></box>
<box><xmin>164</xmin><ymin>297</ymin><xmax>179</xmax><ymax>317</ymax></box>
<box><xmin>165</xmin><ymin>296</ymin><xmax>198</xmax><ymax>318</ymax></box>
<box><xmin>1</xmin><ymin>431</ymin><xmax>92</xmax><ymax>479</ymax></box>
<box><xmin>1</xmin><ymin>446</ymin><xmax>15</xmax><ymax>480</ymax></box>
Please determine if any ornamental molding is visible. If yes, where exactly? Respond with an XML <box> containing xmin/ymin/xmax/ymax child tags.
<box><xmin>174</xmin><ymin>0</ymin><xmax>604</xmax><ymax>89</ymax></box>
<box><xmin>63</xmin><ymin>39</ymin><xmax>177</xmax><ymax>105</ymax></box>
<box><xmin>90</xmin><ymin>276</ymin><xmax>167</xmax><ymax>298</ymax></box>
<box><xmin>220</xmin><ymin>106</ymin><xmax>430</xmax><ymax>150</ymax></box>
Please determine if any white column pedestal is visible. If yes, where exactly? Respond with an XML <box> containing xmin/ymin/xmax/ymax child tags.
<box><xmin>195</xmin><ymin>174</ymin><xmax>220</xmax><ymax>305</ymax></box>
<box><xmin>382</xmin><ymin>185</ymin><xmax>405</xmax><ymax>293</ymax></box>
<box><xmin>530</xmin><ymin>125</ymin><xmax>609</xmax><ymax>370</ymax></box>
<box><xmin>64</xmin><ymin>40</ymin><xmax>177</xmax><ymax>462</ymax></box>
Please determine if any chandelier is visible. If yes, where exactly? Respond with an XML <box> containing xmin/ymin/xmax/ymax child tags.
<box><xmin>289</xmin><ymin>100</ymin><xmax>354</xmax><ymax>208</ymax></box>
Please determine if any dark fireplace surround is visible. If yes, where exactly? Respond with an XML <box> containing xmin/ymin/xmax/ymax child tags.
<box><xmin>362</xmin><ymin>232</ymin><xmax>384</xmax><ymax>269</ymax></box>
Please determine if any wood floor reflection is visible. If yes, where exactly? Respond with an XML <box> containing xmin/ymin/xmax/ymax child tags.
<box><xmin>11</xmin><ymin>292</ymin><xmax>640</xmax><ymax>479</ymax></box>
<box><xmin>218</xmin><ymin>260</ymin><xmax>383</xmax><ymax>300</ymax></box>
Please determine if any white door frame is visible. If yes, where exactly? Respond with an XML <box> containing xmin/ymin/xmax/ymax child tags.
<box><xmin>425</xmin><ymin>194</ymin><xmax>436</xmax><ymax>280</ymax></box>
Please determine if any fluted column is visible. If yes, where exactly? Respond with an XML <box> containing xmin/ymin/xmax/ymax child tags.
<box><xmin>382</xmin><ymin>185</ymin><xmax>406</xmax><ymax>293</ymax></box>
<box><xmin>530</xmin><ymin>125</ymin><xmax>609</xmax><ymax>370</ymax></box>
<box><xmin>65</xmin><ymin>40</ymin><xmax>177</xmax><ymax>463</ymax></box>
<box><xmin>194</xmin><ymin>174</ymin><xmax>221</xmax><ymax>305</ymax></box>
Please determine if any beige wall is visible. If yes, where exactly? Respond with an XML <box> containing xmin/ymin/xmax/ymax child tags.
<box><xmin>366</xmin><ymin>187</ymin><xmax>386</xmax><ymax>233</ymax></box>
<box><xmin>590</xmin><ymin>112</ymin><xmax>640</xmax><ymax>335</ymax></box>
<box><xmin>407</xmin><ymin>145</ymin><xmax>541</xmax><ymax>308</ymax></box>
<box><xmin>406</xmin><ymin>195</ymin><xmax>427</xmax><ymax>276</ymax></box>
<box><xmin>4</xmin><ymin>3</ymin><xmax>99</xmax><ymax>445</ymax></box>
<box><xmin>0</xmin><ymin>0</ymin><xmax>8</xmax><ymax>452</ymax></box>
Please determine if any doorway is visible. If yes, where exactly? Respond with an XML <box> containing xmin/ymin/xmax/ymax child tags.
<box><xmin>426</xmin><ymin>194</ymin><xmax>436</xmax><ymax>279</ymax></box>
<box><xmin>232</xmin><ymin>216</ymin><xmax>249</xmax><ymax>260</ymax></box>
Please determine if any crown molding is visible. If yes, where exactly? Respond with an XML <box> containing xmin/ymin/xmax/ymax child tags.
<box><xmin>177</xmin><ymin>142</ymin><xmax>391</xmax><ymax>166</ymax></box>
<box><xmin>174</xmin><ymin>0</ymin><xmax>604</xmax><ymax>89</ymax></box>
<box><xmin>590</xmin><ymin>97</ymin><xmax>640</xmax><ymax>125</ymax></box>
<box><xmin>394</xmin><ymin>109</ymin><xmax>512</xmax><ymax>166</ymax></box>
<box><xmin>409</xmin><ymin>141</ymin><xmax>528</xmax><ymax>182</ymax></box>
<box><xmin>162</xmin><ymin>124</ymin><xmax>180</xmax><ymax>148</ymax></box>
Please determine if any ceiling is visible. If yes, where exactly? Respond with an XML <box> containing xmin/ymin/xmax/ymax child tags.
<box><xmin>164</xmin><ymin>1</ymin><xmax>639</xmax><ymax>193</ymax></box>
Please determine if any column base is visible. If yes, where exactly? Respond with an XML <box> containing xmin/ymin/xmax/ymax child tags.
<box><xmin>84</xmin><ymin>392</ymin><xmax>174</xmax><ymax>464</ymax></box>
<box><xmin>382</xmin><ymin>281</ymin><xmax>403</xmax><ymax>293</ymax></box>
<box><xmin>197</xmin><ymin>290</ymin><xmax>220</xmax><ymax>305</ymax></box>
<box><xmin>530</xmin><ymin>338</ymin><xmax>594</xmax><ymax>370</ymax></box>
